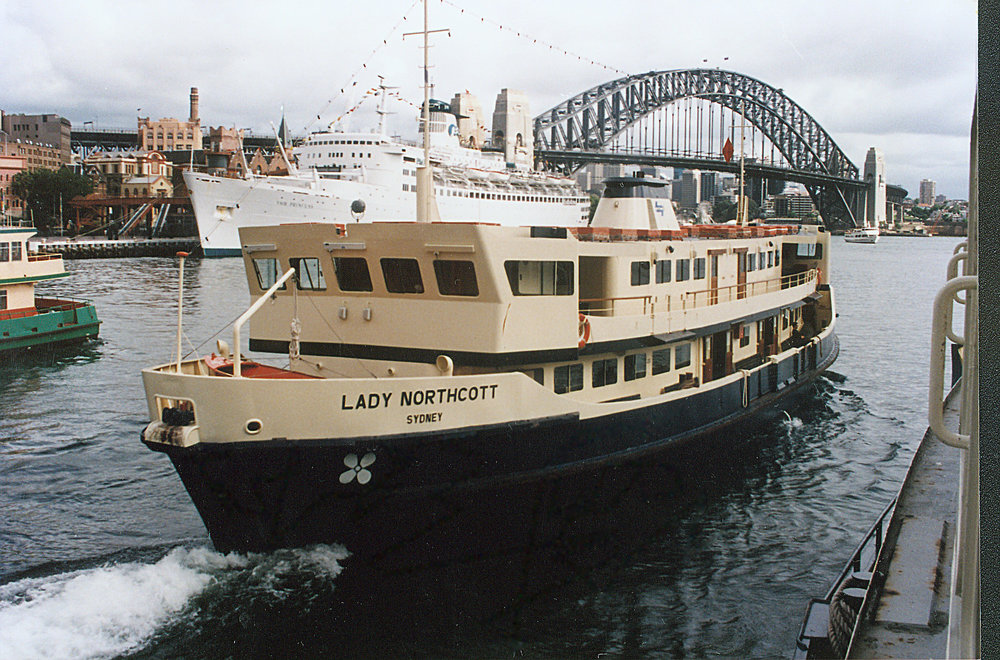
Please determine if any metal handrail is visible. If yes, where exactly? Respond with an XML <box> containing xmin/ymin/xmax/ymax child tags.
<box><xmin>232</xmin><ymin>268</ymin><xmax>296</xmax><ymax>378</ymax></box>
<box><xmin>928</xmin><ymin>275</ymin><xmax>976</xmax><ymax>449</ymax></box>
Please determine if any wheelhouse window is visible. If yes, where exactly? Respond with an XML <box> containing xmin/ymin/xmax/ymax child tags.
<box><xmin>0</xmin><ymin>243</ymin><xmax>8</xmax><ymax>262</ymax></box>
<box><xmin>652</xmin><ymin>348</ymin><xmax>671</xmax><ymax>375</ymax></box>
<box><xmin>433</xmin><ymin>260</ymin><xmax>479</xmax><ymax>296</ymax></box>
<box><xmin>624</xmin><ymin>353</ymin><xmax>646</xmax><ymax>381</ymax></box>
<box><xmin>693</xmin><ymin>257</ymin><xmax>706</xmax><ymax>280</ymax></box>
<box><xmin>675</xmin><ymin>343</ymin><xmax>692</xmax><ymax>368</ymax></box>
<box><xmin>252</xmin><ymin>258</ymin><xmax>285</xmax><ymax>290</ymax></box>
<box><xmin>797</xmin><ymin>243</ymin><xmax>821</xmax><ymax>258</ymax></box>
<box><xmin>630</xmin><ymin>261</ymin><xmax>650</xmax><ymax>286</ymax></box>
<box><xmin>333</xmin><ymin>257</ymin><xmax>373</xmax><ymax>292</ymax></box>
<box><xmin>381</xmin><ymin>258</ymin><xmax>424</xmax><ymax>294</ymax></box>
<box><xmin>675</xmin><ymin>259</ymin><xmax>690</xmax><ymax>282</ymax></box>
<box><xmin>289</xmin><ymin>257</ymin><xmax>326</xmax><ymax>290</ymax></box>
<box><xmin>592</xmin><ymin>358</ymin><xmax>618</xmax><ymax>388</ymax></box>
<box><xmin>655</xmin><ymin>260</ymin><xmax>671</xmax><ymax>283</ymax></box>
<box><xmin>554</xmin><ymin>363</ymin><xmax>584</xmax><ymax>394</ymax></box>
<box><xmin>505</xmin><ymin>260</ymin><xmax>574</xmax><ymax>296</ymax></box>
<box><xmin>11</xmin><ymin>242</ymin><xmax>21</xmax><ymax>261</ymax></box>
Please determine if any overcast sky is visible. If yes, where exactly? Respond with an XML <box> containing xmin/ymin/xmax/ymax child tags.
<box><xmin>0</xmin><ymin>0</ymin><xmax>977</xmax><ymax>198</ymax></box>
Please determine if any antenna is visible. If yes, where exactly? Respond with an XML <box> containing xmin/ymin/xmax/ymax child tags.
<box><xmin>403</xmin><ymin>0</ymin><xmax>448</xmax><ymax>222</ymax></box>
<box><xmin>375</xmin><ymin>75</ymin><xmax>398</xmax><ymax>137</ymax></box>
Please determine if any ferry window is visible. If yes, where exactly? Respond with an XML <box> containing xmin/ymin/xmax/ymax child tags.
<box><xmin>747</xmin><ymin>254</ymin><xmax>756</xmax><ymax>272</ymax></box>
<box><xmin>433</xmin><ymin>260</ymin><xmax>479</xmax><ymax>296</ymax></box>
<box><xmin>675</xmin><ymin>343</ymin><xmax>692</xmax><ymax>368</ymax></box>
<box><xmin>11</xmin><ymin>242</ymin><xmax>21</xmax><ymax>261</ymax></box>
<box><xmin>675</xmin><ymin>259</ymin><xmax>690</xmax><ymax>282</ymax></box>
<box><xmin>630</xmin><ymin>261</ymin><xmax>650</xmax><ymax>285</ymax></box>
<box><xmin>693</xmin><ymin>257</ymin><xmax>706</xmax><ymax>280</ymax></box>
<box><xmin>652</xmin><ymin>348</ymin><xmax>671</xmax><ymax>375</ymax></box>
<box><xmin>655</xmin><ymin>260</ymin><xmax>671</xmax><ymax>283</ymax></box>
<box><xmin>775</xmin><ymin>250</ymin><xmax>781</xmax><ymax>266</ymax></box>
<box><xmin>625</xmin><ymin>353</ymin><xmax>647</xmax><ymax>381</ymax></box>
<box><xmin>289</xmin><ymin>257</ymin><xmax>327</xmax><ymax>290</ymax></box>
<box><xmin>768</xmin><ymin>251</ymin><xmax>774</xmax><ymax>268</ymax></box>
<box><xmin>524</xmin><ymin>368</ymin><xmax>544</xmax><ymax>385</ymax></box>
<box><xmin>0</xmin><ymin>290</ymin><xmax>5</xmax><ymax>310</ymax></box>
<box><xmin>332</xmin><ymin>257</ymin><xmax>373</xmax><ymax>292</ymax></box>
<box><xmin>554</xmin><ymin>363</ymin><xmax>584</xmax><ymax>394</ymax></box>
<box><xmin>0</xmin><ymin>243</ymin><xmax>8</xmax><ymax>262</ymax></box>
<box><xmin>505</xmin><ymin>260</ymin><xmax>574</xmax><ymax>296</ymax></box>
<box><xmin>592</xmin><ymin>358</ymin><xmax>617</xmax><ymax>388</ymax></box>
<box><xmin>381</xmin><ymin>258</ymin><xmax>424</xmax><ymax>294</ymax></box>
<box><xmin>252</xmin><ymin>258</ymin><xmax>285</xmax><ymax>290</ymax></box>
<box><xmin>759</xmin><ymin>252</ymin><xmax>767</xmax><ymax>269</ymax></box>
<box><xmin>797</xmin><ymin>243</ymin><xmax>821</xmax><ymax>259</ymax></box>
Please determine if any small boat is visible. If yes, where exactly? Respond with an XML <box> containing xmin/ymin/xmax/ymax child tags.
<box><xmin>844</xmin><ymin>227</ymin><xmax>879</xmax><ymax>243</ymax></box>
<box><xmin>0</xmin><ymin>226</ymin><xmax>101</xmax><ymax>354</ymax></box>
<box><xmin>139</xmin><ymin>170</ymin><xmax>838</xmax><ymax>559</ymax></box>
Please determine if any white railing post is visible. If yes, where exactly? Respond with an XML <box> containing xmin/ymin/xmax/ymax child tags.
<box><xmin>232</xmin><ymin>268</ymin><xmax>296</xmax><ymax>378</ymax></box>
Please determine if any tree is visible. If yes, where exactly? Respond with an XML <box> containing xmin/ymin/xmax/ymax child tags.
<box><xmin>712</xmin><ymin>197</ymin><xmax>763</xmax><ymax>222</ymax></box>
<box><xmin>10</xmin><ymin>168</ymin><xmax>93</xmax><ymax>234</ymax></box>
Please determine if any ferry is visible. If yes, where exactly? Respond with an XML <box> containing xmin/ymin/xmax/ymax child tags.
<box><xmin>185</xmin><ymin>91</ymin><xmax>590</xmax><ymax>257</ymax></box>
<box><xmin>139</xmin><ymin>171</ymin><xmax>839</xmax><ymax>559</ymax></box>
<box><xmin>843</xmin><ymin>227</ymin><xmax>879</xmax><ymax>243</ymax></box>
<box><xmin>0</xmin><ymin>226</ymin><xmax>101</xmax><ymax>353</ymax></box>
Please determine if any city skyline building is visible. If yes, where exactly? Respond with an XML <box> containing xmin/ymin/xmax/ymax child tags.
<box><xmin>919</xmin><ymin>178</ymin><xmax>936</xmax><ymax>206</ymax></box>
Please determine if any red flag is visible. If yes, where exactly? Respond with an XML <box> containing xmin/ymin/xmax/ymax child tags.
<box><xmin>723</xmin><ymin>138</ymin><xmax>734</xmax><ymax>163</ymax></box>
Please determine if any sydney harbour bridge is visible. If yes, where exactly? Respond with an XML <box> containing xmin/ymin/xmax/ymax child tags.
<box><xmin>71</xmin><ymin>68</ymin><xmax>901</xmax><ymax>229</ymax></box>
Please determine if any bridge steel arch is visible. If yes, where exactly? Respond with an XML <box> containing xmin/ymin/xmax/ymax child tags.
<box><xmin>534</xmin><ymin>69</ymin><xmax>862</xmax><ymax>226</ymax></box>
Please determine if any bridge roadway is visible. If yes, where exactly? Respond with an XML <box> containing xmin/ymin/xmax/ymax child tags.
<box><xmin>537</xmin><ymin>149</ymin><xmax>870</xmax><ymax>191</ymax></box>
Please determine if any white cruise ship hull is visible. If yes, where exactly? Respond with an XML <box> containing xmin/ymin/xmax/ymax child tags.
<box><xmin>186</xmin><ymin>170</ymin><xmax>589</xmax><ymax>256</ymax></box>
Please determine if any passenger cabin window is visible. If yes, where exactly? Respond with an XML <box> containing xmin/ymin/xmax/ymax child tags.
<box><xmin>505</xmin><ymin>260</ymin><xmax>574</xmax><ymax>296</ymax></box>
<box><xmin>554</xmin><ymin>363</ymin><xmax>584</xmax><ymax>394</ymax></box>
<box><xmin>630</xmin><ymin>261</ymin><xmax>650</xmax><ymax>286</ymax></box>
<box><xmin>0</xmin><ymin>290</ymin><xmax>6</xmax><ymax>310</ymax></box>
<box><xmin>797</xmin><ymin>243</ymin><xmax>821</xmax><ymax>258</ymax></box>
<box><xmin>333</xmin><ymin>257</ymin><xmax>373</xmax><ymax>292</ymax></box>
<box><xmin>381</xmin><ymin>258</ymin><xmax>424</xmax><ymax>294</ymax></box>
<box><xmin>289</xmin><ymin>257</ymin><xmax>326</xmax><ymax>290</ymax></box>
<box><xmin>675</xmin><ymin>259</ymin><xmax>691</xmax><ymax>282</ymax></box>
<box><xmin>625</xmin><ymin>353</ymin><xmax>646</xmax><ymax>381</ymax></box>
<box><xmin>655</xmin><ymin>260</ymin><xmax>671</xmax><ymax>283</ymax></box>
<box><xmin>652</xmin><ymin>348</ymin><xmax>671</xmax><ymax>375</ymax></box>
<box><xmin>675</xmin><ymin>343</ymin><xmax>692</xmax><ymax>368</ymax></box>
<box><xmin>0</xmin><ymin>243</ymin><xmax>8</xmax><ymax>262</ymax></box>
<box><xmin>433</xmin><ymin>260</ymin><xmax>479</xmax><ymax>296</ymax></box>
<box><xmin>693</xmin><ymin>257</ymin><xmax>706</xmax><ymax>280</ymax></box>
<box><xmin>592</xmin><ymin>358</ymin><xmax>618</xmax><ymax>387</ymax></box>
<box><xmin>252</xmin><ymin>258</ymin><xmax>285</xmax><ymax>290</ymax></box>
<box><xmin>759</xmin><ymin>252</ymin><xmax>767</xmax><ymax>269</ymax></box>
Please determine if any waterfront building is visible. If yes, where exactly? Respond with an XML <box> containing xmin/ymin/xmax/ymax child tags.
<box><xmin>574</xmin><ymin>163</ymin><xmax>628</xmax><ymax>193</ymax></box>
<box><xmin>0</xmin><ymin>139</ymin><xmax>62</xmax><ymax>172</ymax></box>
<box><xmin>121</xmin><ymin>175</ymin><xmax>172</xmax><ymax>198</ymax></box>
<box><xmin>0</xmin><ymin>112</ymin><xmax>72</xmax><ymax>165</ymax></box>
<box><xmin>138</xmin><ymin>87</ymin><xmax>203</xmax><ymax>152</ymax></box>
<box><xmin>206</xmin><ymin>126</ymin><xmax>244</xmax><ymax>153</ymax></box>
<box><xmin>919</xmin><ymin>178</ymin><xmax>936</xmax><ymax>206</ymax></box>
<box><xmin>770</xmin><ymin>191</ymin><xmax>817</xmax><ymax>218</ymax></box>
<box><xmin>0</xmin><ymin>153</ymin><xmax>25</xmax><ymax>220</ymax></box>
<box><xmin>83</xmin><ymin>151</ymin><xmax>172</xmax><ymax>197</ymax></box>
<box><xmin>676</xmin><ymin>170</ymin><xmax>701</xmax><ymax>210</ymax></box>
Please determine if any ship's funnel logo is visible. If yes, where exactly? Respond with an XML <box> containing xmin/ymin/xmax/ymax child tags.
<box><xmin>339</xmin><ymin>452</ymin><xmax>376</xmax><ymax>485</ymax></box>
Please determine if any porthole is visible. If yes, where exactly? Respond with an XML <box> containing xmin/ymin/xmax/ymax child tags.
<box><xmin>245</xmin><ymin>419</ymin><xmax>263</xmax><ymax>435</ymax></box>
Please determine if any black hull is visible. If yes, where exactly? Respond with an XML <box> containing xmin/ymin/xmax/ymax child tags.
<box><xmin>150</xmin><ymin>333</ymin><xmax>838</xmax><ymax>565</ymax></box>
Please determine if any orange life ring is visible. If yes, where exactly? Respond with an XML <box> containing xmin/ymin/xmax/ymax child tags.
<box><xmin>578</xmin><ymin>313</ymin><xmax>591</xmax><ymax>349</ymax></box>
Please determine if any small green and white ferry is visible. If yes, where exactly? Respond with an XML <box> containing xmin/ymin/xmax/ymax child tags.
<box><xmin>0</xmin><ymin>225</ymin><xmax>101</xmax><ymax>353</ymax></box>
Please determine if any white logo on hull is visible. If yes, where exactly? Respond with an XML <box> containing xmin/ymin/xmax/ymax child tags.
<box><xmin>339</xmin><ymin>452</ymin><xmax>376</xmax><ymax>485</ymax></box>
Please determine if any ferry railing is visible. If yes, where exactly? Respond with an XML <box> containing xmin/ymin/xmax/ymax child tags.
<box><xmin>577</xmin><ymin>269</ymin><xmax>818</xmax><ymax>317</ymax></box>
<box><xmin>27</xmin><ymin>252</ymin><xmax>63</xmax><ymax>262</ymax></box>
<box><xmin>793</xmin><ymin>496</ymin><xmax>896</xmax><ymax>659</ymax></box>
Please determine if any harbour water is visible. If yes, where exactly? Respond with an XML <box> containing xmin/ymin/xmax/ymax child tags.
<box><xmin>0</xmin><ymin>235</ymin><xmax>963</xmax><ymax>658</ymax></box>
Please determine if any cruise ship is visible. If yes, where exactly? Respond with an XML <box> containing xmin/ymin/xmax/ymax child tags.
<box><xmin>186</xmin><ymin>89</ymin><xmax>590</xmax><ymax>256</ymax></box>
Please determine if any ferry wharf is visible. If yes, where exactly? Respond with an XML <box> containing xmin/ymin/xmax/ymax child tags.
<box><xmin>29</xmin><ymin>237</ymin><xmax>200</xmax><ymax>259</ymax></box>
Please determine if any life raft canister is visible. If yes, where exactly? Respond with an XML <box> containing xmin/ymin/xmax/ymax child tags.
<box><xmin>578</xmin><ymin>313</ymin><xmax>591</xmax><ymax>349</ymax></box>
